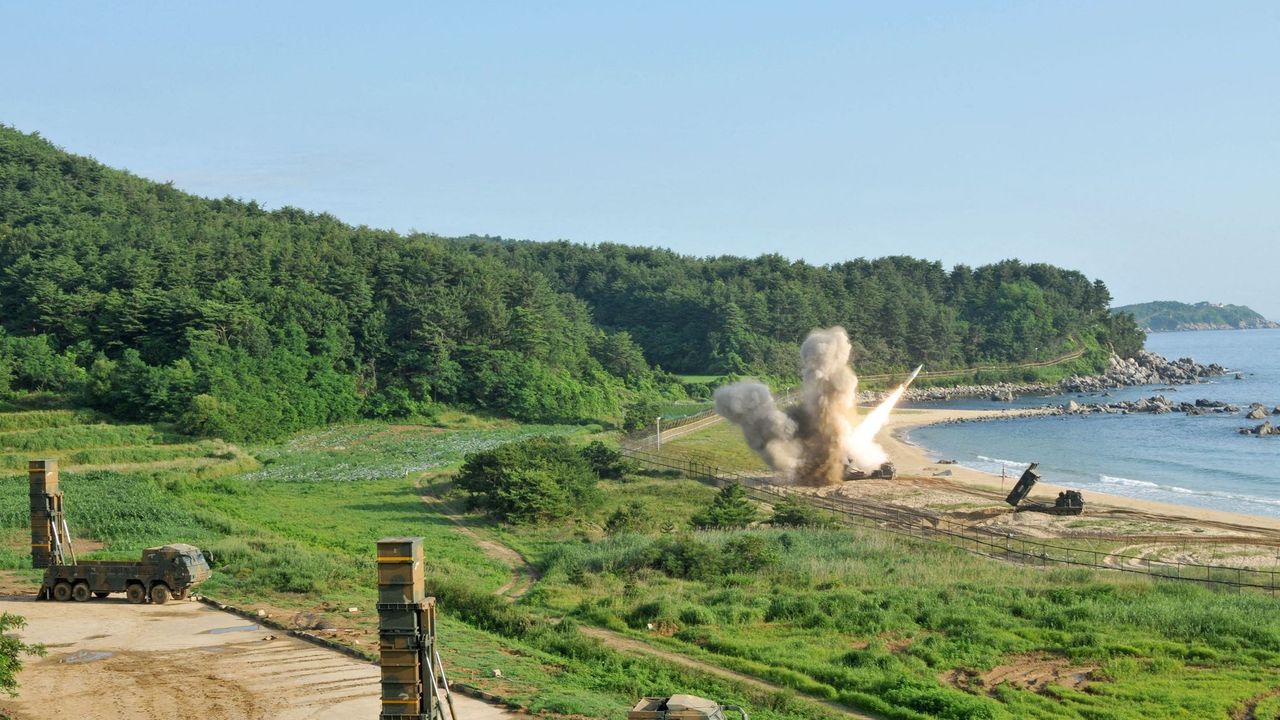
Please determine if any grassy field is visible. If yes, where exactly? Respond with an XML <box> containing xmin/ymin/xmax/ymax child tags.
<box><xmin>6</xmin><ymin>404</ymin><xmax>1280</xmax><ymax>719</ymax></box>
<box><xmin>656</xmin><ymin>420</ymin><xmax>772</xmax><ymax>473</ymax></box>
<box><xmin>0</xmin><ymin>407</ymin><xmax>844</xmax><ymax>720</ymax></box>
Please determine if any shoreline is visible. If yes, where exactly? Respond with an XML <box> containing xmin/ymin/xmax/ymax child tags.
<box><xmin>882</xmin><ymin>407</ymin><xmax>1280</xmax><ymax>534</ymax></box>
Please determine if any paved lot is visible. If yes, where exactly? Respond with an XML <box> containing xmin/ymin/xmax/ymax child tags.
<box><xmin>0</xmin><ymin>595</ymin><xmax>513</xmax><ymax>720</ymax></box>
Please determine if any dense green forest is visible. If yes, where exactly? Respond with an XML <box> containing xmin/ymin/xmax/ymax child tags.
<box><xmin>1113</xmin><ymin>300</ymin><xmax>1279</xmax><ymax>332</ymax></box>
<box><xmin>0</xmin><ymin>125</ymin><xmax>1143</xmax><ymax>440</ymax></box>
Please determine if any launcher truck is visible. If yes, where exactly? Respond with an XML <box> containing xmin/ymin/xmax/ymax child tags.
<box><xmin>28</xmin><ymin>459</ymin><xmax>212</xmax><ymax>603</ymax></box>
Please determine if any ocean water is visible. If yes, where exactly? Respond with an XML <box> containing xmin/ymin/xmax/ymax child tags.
<box><xmin>906</xmin><ymin>329</ymin><xmax>1280</xmax><ymax>517</ymax></box>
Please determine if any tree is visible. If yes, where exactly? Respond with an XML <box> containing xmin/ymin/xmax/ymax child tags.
<box><xmin>622</xmin><ymin>397</ymin><xmax>662</xmax><ymax>433</ymax></box>
<box><xmin>455</xmin><ymin>437</ymin><xmax>602</xmax><ymax>524</ymax></box>
<box><xmin>691</xmin><ymin>483</ymin><xmax>758</xmax><ymax>529</ymax></box>
<box><xmin>579</xmin><ymin>441</ymin><xmax>628</xmax><ymax>480</ymax></box>
<box><xmin>0</xmin><ymin>612</ymin><xmax>45</xmax><ymax>696</ymax></box>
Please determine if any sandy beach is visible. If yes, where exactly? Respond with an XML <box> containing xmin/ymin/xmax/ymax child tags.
<box><xmin>870</xmin><ymin>407</ymin><xmax>1280</xmax><ymax>540</ymax></box>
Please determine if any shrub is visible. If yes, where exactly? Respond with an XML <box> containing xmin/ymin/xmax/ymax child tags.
<box><xmin>579</xmin><ymin>440</ymin><xmax>628</xmax><ymax>479</ymax></box>
<box><xmin>605</xmin><ymin>502</ymin><xmax>653</xmax><ymax>535</ymax></box>
<box><xmin>691</xmin><ymin>482</ymin><xmax>758</xmax><ymax>529</ymax></box>
<box><xmin>622</xmin><ymin>396</ymin><xmax>662</xmax><ymax>433</ymax></box>
<box><xmin>455</xmin><ymin>436</ymin><xmax>602</xmax><ymax>524</ymax></box>
<box><xmin>768</xmin><ymin>495</ymin><xmax>836</xmax><ymax>527</ymax></box>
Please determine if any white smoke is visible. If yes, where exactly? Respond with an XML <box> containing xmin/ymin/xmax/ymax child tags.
<box><xmin>713</xmin><ymin>326</ymin><xmax>903</xmax><ymax>485</ymax></box>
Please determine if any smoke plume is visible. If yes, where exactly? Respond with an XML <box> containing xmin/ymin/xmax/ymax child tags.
<box><xmin>713</xmin><ymin>326</ymin><xmax>904</xmax><ymax>485</ymax></box>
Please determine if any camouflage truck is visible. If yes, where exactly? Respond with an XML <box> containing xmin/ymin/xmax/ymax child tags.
<box><xmin>628</xmin><ymin>695</ymin><xmax>748</xmax><ymax>720</ymax></box>
<box><xmin>40</xmin><ymin>543</ymin><xmax>211</xmax><ymax>604</ymax></box>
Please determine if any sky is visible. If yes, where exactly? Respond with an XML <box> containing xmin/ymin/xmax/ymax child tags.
<box><xmin>3</xmin><ymin>2</ymin><xmax>1278</xmax><ymax>317</ymax></box>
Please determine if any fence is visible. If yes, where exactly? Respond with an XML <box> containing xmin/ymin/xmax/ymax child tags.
<box><xmin>621</xmin><ymin>447</ymin><xmax>1280</xmax><ymax>594</ymax></box>
<box><xmin>856</xmin><ymin>343</ymin><xmax>1088</xmax><ymax>384</ymax></box>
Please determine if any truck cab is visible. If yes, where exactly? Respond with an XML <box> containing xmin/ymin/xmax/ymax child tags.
<box><xmin>149</xmin><ymin>543</ymin><xmax>212</xmax><ymax>595</ymax></box>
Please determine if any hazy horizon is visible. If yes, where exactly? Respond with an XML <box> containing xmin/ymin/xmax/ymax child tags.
<box><xmin>5</xmin><ymin>2</ymin><xmax>1276</xmax><ymax>317</ymax></box>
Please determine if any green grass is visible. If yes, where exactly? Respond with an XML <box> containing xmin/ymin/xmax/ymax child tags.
<box><xmin>658</xmin><ymin>420</ymin><xmax>771</xmax><ymax>473</ymax></box>
<box><xmin>533</xmin><ymin>527</ymin><xmax>1280</xmax><ymax>720</ymax></box>
<box><xmin>6</xmin><ymin>406</ymin><xmax>1280</xmax><ymax>720</ymax></box>
<box><xmin>674</xmin><ymin>375</ymin><xmax>725</xmax><ymax>384</ymax></box>
<box><xmin>659</xmin><ymin>401</ymin><xmax>714</xmax><ymax>420</ymax></box>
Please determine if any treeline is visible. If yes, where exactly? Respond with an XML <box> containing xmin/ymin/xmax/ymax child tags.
<box><xmin>0</xmin><ymin>125</ymin><xmax>1143</xmax><ymax>439</ymax></box>
<box><xmin>461</xmin><ymin>239</ymin><xmax>1144</xmax><ymax>376</ymax></box>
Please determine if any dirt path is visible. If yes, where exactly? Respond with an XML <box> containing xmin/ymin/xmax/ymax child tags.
<box><xmin>577</xmin><ymin>626</ymin><xmax>878</xmax><ymax>719</ymax></box>
<box><xmin>0</xmin><ymin>593</ymin><xmax>516</xmax><ymax>720</ymax></box>
<box><xmin>413</xmin><ymin>478</ymin><xmax>880</xmax><ymax>718</ymax></box>
<box><xmin>415</xmin><ymin>478</ymin><xmax>538</xmax><ymax>600</ymax></box>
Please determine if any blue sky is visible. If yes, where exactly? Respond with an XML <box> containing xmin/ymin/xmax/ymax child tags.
<box><xmin>4</xmin><ymin>2</ymin><xmax>1278</xmax><ymax>317</ymax></box>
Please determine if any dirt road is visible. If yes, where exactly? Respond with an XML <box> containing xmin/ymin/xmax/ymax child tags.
<box><xmin>0</xmin><ymin>594</ymin><xmax>515</xmax><ymax>720</ymax></box>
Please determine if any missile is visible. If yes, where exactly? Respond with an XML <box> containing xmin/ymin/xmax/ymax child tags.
<box><xmin>903</xmin><ymin>364</ymin><xmax>922</xmax><ymax>388</ymax></box>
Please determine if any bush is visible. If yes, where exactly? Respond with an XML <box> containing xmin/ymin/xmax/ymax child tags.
<box><xmin>605</xmin><ymin>502</ymin><xmax>653</xmax><ymax>535</ymax></box>
<box><xmin>455</xmin><ymin>436</ymin><xmax>602</xmax><ymax>524</ymax></box>
<box><xmin>622</xmin><ymin>396</ymin><xmax>662</xmax><ymax>433</ymax></box>
<box><xmin>691</xmin><ymin>482</ymin><xmax>758</xmax><ymax>529</ymax></box>
<box><xmin>769</xmin><ymin>495</ymin><xmax>836</xmax><ymax>528</ymax></box>
<box><xmin>579</xmin><ymin>440</ymin><xmax>628</xmax><ymax>479</ymax></box>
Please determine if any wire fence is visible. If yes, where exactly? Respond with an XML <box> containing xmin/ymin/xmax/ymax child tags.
<box><xmin>621</xmin><ymin>447</ymin><xmax>1280</xmax><ymax>594</ymax></box>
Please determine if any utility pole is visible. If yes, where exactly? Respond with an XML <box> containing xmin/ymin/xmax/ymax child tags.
<box><xmin>655</xmin><ymin>417</ymin><xmax>662</xmax><ymax>449</ymax></box>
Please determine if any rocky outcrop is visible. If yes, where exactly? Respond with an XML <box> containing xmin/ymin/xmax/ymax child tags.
<box><xmin>888</xmin><ymin>350</ymin><xmax>1226</xmax><ymax>404</ymax></box>
<box><xmin>1239</xmin><ymin>420</ymin><xmax>1275</xmax><ymax>437</ymax></box>
<box><xmin>1062</xmin><ymin>395</ymin><xmax>1240</xmax><ymax>416</ymax></box>
<box><xmin>1059</xmin><ymin>352</ymin><xmax>1226</xmax><ymax>394</ymax></box>
<box><xmin>1247</xmin><ymin>404</ymin><xmax>1269</xmax><ymax>420</ymax></box>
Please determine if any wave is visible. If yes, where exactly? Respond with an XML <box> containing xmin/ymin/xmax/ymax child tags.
<box><xmin>1095</xmin><ymin>474</ymin><xmax>1280</xmax><ymax>509</ymax></box>
<box><xmin>976</xmin><ymin>455</ymin><xmax>1032</xmax><ymax>469</ymax></box>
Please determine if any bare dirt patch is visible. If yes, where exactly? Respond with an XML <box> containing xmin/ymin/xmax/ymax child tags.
<box><xmin>942</xmin><ymin>653</ymin><xmax>1096</xmax><ymax>695</ymax></box>
<box><xmin>0</xmin><ymin>593</ymin><xmax>516</xmax><ymax>720</ymax></box>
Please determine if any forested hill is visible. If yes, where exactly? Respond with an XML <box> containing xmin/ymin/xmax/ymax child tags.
<box><xmin>1113</xmin><ymin>301</ymin><xmax>1280</xmax><ymax>332</ymax></box>
<box><xmin>0</xmin><ymin>125</ymin><xmax>1143</xmax><ymax>439</ymax></box>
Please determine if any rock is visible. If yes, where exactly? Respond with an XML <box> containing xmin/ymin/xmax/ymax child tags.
<box><xmin>1239</xmin><ymin>420</ymin><xmax>1275</xmax><ymax>436</ymax></box>
<box><xmin>256</xmin><ymin>609</ymin><xmax>267</xmax><ymax>618</ymax></box>
<box><xmin>1065</xmin><ymin>400</ymin><xmax>1081</xmax><ymax>414</ymax></box>
<box><xmin>1247</xmin><ymin>407</ymin><xmax>1268</xmax><ymax>420</ymax></box>
<box><xmin>933</xmin><ymin>470</ymin><xmax>953</xmax><ymax>477</ymax></box>
<box><xmin>492</xmin><ymin>668</ymin><xmax>504</xmax><ymax>679</ymax></box>
<box><xmin>1236</xmin><ymin>373</ymin><xmax>1245</xmax><ymax>380</ymax></box>
<box><xmin>1274</xmin><ymin>407</ymin><xmax>1280</xmax><ymax>415</ymax></box>
<box><xmin>347</xmin><ymin>607</ymin><xmax>360</xmax><ymax>613</ymax></box>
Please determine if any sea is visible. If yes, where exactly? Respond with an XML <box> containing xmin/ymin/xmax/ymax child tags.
<box><xmin>905</xmin><ymin>328</ymin><xmax>1280</xmax><ymax>518</ymax></box>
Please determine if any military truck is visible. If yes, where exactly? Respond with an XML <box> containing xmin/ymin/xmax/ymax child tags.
<box><xmin>28</xmin><ymin>459</ymin><xmax>211</xmax><ymax>604</ymax></box>
<box><xmin>628</xmin><ymin>695</ymin><xmax>748</xmax><ymax>720</ymax></box>
<box><xmin>40</xmin><ymin>543</ymin><xmax>211</xmax><ymax>604</ymax></box>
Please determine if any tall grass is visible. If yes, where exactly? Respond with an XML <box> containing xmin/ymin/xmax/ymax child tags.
<box><xmin>537</xmin><ymin>527</ymin><xmax>1280</xmax><ymax>720</ymax></box>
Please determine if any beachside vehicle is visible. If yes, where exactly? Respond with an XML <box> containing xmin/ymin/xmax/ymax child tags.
<box><xmin>1005</xmin><ymin>463</ymin><xmax>1085</xmax><ymax>516</ymax></box>
<box><xmin>844</xmin><ymin>462</ymin><xmax>897</xmax><ymax>481</ymax></box>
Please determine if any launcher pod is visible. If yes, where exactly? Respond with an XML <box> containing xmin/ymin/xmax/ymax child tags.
<box><xmin>377</xmin><ymin>537</ymin><xmax>455</xmax><ymax>720</ymax></box>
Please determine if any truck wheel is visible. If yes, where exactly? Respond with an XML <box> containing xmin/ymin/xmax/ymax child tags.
<box><xmin>93</xmin><ymin>591</ymin><xmax>109</xmax><ymax>599</ymax></box>
<box><xmin>71</xmin><ymin>582</ymin><xmax>91</xmax><ymax>602</ymax></box>
<box><xmin>126</xmin><ymin>583</ymin><xmax>146</xmax><ymax>604</ymax></box>
<box><xmin>52</xmin><ymin>582</ymin><xmax>73</xmax><ymax>602</ymax></box>
<box><xmin>150</xmin><ymin>584</ymin><xmax>170</xmax><ymax>605</ymax></box>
